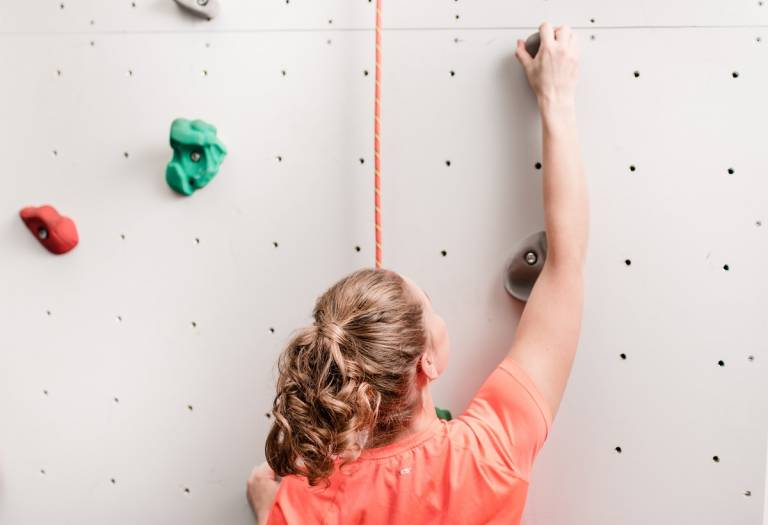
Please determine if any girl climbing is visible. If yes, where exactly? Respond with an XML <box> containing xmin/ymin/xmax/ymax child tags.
<box><xmin>247</xmin><ymin>21</ymin><xmax>587</xmax><ymax>524</ymax></box>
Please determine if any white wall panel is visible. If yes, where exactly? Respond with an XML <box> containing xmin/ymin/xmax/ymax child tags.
<box><xmin>0</xmin><ymin>2</ymin><xmax>766</xmax><ymax>525</ymax></box>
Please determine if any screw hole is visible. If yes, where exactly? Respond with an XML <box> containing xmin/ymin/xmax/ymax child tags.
<box><xmin>191</xmin><ymin>321</ymin><xmax>197</xmax><ymax>328</ymax></box>
<box><xmin>712</xmin><ymin>455</ymin><xmax>720</xmax><ymax>462</ymax></box>
<box><xmin>717</xmin><ymin>360</ymin><xmax>725</xmax><ymax>367</ymax></box>
<box><xmin>187</xmin><ymin>405</ymin><xmax>194</xmax><ymax>411</ymax></box>
<box><xmin>629</xmin><ymin>165</ymin><xmax>636</xmax><ymax>172</ymax></box>
<box><xmin>441</xmin><ymin>250</ymin><xmax>447</xmax><ymax>257</ymax></box>
<box><xmin>534</xmin><ymin>162</ymin><xmax>542</xmax><ymax>170</ymax></box>
<box><xmin>450</xmin><ymin>70</ymin><xmax>456</xmax><ymax>77</ymax></box>
<box><xmin>633</xmin><ymin>71</ymin><xmax>640</xmax><ymax>78</ymax></box>
<box><xmin>265</xmin><ymin>413</ymin><xmax>271</xmax><ymax>419</ymax></box>
<box><xmin>110</xmin><ymin>478</ymin><xmax>116</xmax><ymax>484</ymax></box>
<box><xmin>748</xmin><ymin>355</ymin><xmax>755</xmax><ymax>362</ymax></box>
<box><xmin>745</xmin><ymin>490</ymin><xmax>752</xmax><ymax>496</ymax></box>
<box><xmin>43</xmin><ymin>389</ymin><xmax>49</xmax><ymax>396</ymax></box>
<box><xmin>40</xmin><ymin>469</ymin><xmax>46</xmax><ymax>475</ymax></box>
<box><xmin>625</xmin><ymin>259</ymin><xmax>632</xmax><ymax>266</ymax></box>
<box><xmin>46</xmin><ymin>310</ymin><xmax>52</xmax><ymax>316</ymax></box>
<box><xmin>727</xmin><ymin>168</ymin><xmax>734</xmax><ymax>175</ymax></box>
<box><xmin>276</xmin><ymin>156</ymin><xmax>283</xmax><ymax>162</ymax></box>
<box><xmin>364</xmin><ymin>70</ymin><xmax>369</xmax><ymax>76</ymax></box>
<box><xmin>114</xmin><ymin>396</ymin><xmax>120</xmax><ymax>403</ymax></box>
<box><xmin>184</xmin><ymin>487</ymin><xmax>191</xmax><ymax>494</ymax></box>
<box><xmin>269</xmin><ymin>327</ymin><xmax>275</xmax><ymax>334</ymax></box>
<box><xmin>620</xmin><ymin>353</ymin><xmax>627</xmax><ymax>360</ymax></box>
<box><xmin>445</xmin><ymin>160</ymin><xmax>451</xmax><ymax>167</ymax></box>
<box><xmin>281</xmin><ymin>70</ymin><xmax>287</xmax><ymax>76</ymax></box>
<box><xmin>723</xmin><ymin>264</ymin><xmax>729</xmax><ymax>271</ymax></box>
<box><xmin>590</xmin><ymin>18</ymin><xmax>595</xmax><ymax>23</ymax></box>
<box><xmin>615</xmin><ymin>446</ymin><xmax>622</xmax><ymax>453</ymax></box>
<box><xmin>355</xmin><ymin>245</ymin><xmax>361</xmax><ymax>252</ymax></box>
<box><xmin>120</xmin><ymin>234</ymin><xmax>126</xmax><ymax>240</ymax></box>
<box><xmin>732</xmin><ymin>71</ymin><xmax>739</xmax><ymax>78</ymax></box>
<box><xmin>194</xmin><ymin>238</ymin><xmax>200</xmax><ymax>244</ymax></box>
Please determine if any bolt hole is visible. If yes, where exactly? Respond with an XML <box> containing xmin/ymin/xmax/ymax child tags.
<box><xmin>727</xmin><ymin>168</ymin><xmax>734</xmax><ymax>175</ymax></box>
<box><xmin>120</xmin><ymin>234</ymin><xmax>126</xmax><ymax>240</ymax></box>
<box><xmin>732</xmin><ymin>71</ymin><xmax>739</xmax><ymax>78</ymax></box>
<box><xmin>265</xmin><ymin>413</ymin><xmax>271</xmax><ymax>419</ymax></box>
<box><xmin>450</xmin><ymin>70</ymin><xmax>456</xmax><ymax>77</ymax></box>
<box><xmin>127</xmin><ymin>70</ymin><xmax>133</xmax><ymax>77</ymax></box>
<box><xmin>187</xmin><ymin>405</ymin><xmax>194</xmax><ymax>411</ymax></box>
<box><xmin>615</xmin><ymin>446</ymin><xmax>622</xmax><ymax>453</ymax></box>
<box><xmin>276</xmin><ymin>156</ymin><xmax>283</xmax><ymax>162</ymax></box>
<box><xmin>110</xmin><ymin>478</ymin><xmax>116</xmax><ymax>484</ymax></box>
<box><xmin>43</xmin><ymin>389</ymin><xmax>49</xmax><ymax>396</ymax></box>
<box><xmin>355</xmin><ymin>245</ymin><xmax>361</xmax><ymax>252</ymax></box>
<box><xmin>191</xmin><ymin>321</ymin><xmax>197</xmax><ymax>328</ymax></box>
<box><xmin>723</xmin><ymin>264</ymin><xmax>729</xmax><ymax>271</ymax></box>
<box><xmin>712</xmin><ymin>455</ymin><xmax>720</xmax><ymax>462</ymax></box>
<box><xmin>269</xmin><ymin>327</ymin><xmax>275</xmax><ymax>334</ymax></box>
<box><xmin>359</xmin><ymin>158</ymin><xmax>365</xmax><ymax>164</ymax></box>
<box><xmin>748</xmin><ymin>355</ymin><xmax>755</xmax><ymax>362</ymax></box>
<box><xmin>620</xmin><ymin>353</ymin><xmax>627</xmax><ymax>360</ymax></box>
<box><xmin>281</xmin><ymin>70</ymin><xmax>287</xmax><ymax>76</ymax></box>
<box><xmin>745</xmin><ymin>490</ymin><xmax>752</xmax><ymax>496</ymax></box>
<box><xmin>184</xmin><ymin>487</ymin><xmax>190</xmax><ymax>494</ymax></box>
<box><xmin>717</xmin><ymin>360</ymin><xmax>725</xmax><ymax>367</ymax></box>
<box><xmin>590</xmin><ymin>18</ymin><xmax>596</xmax><ymax>23</ymax></box>
<box><xmin>117</xmin><ymin>316</ymin><xmax>122</xmax><ymax>322</ymax></box>
<box><xmin>455</xmin><ymin>14</ymin><xmax>460</xmax><ymax>20</ymax></box>
<box><xmin>624</xmin><ymin>259</ymin><xmax>631</xmax><ymax>266</ymax></box>
<box><xmin>633</xmin><ymin>71</ymin><xmax>640</xmax><ymax>78</ymax></box>
<box><xmin>41</xmin><ymin>469</ymin><xmax>46</xmax><ymax>475</ymax></box>
<box><xmin>194</xmin><ymin>238</ymin><xmax>200</xmax><ymax>244</ymax></box>
<box><xmin>534</xmin><ymin>162</ymin><xmax>542</xmax><ymax>170</ymax></box>
<box><xmin>114</xmin><ymin>397</ymin><xmax>120</xmax><ymax>403</ymax></box>
<box><xmin>52</xmin><ymin>149</ymin><xmax>58</xmax><ymax>156</ymax></box>
<box><xmin>364</xmin><ymin>70</ymin><xmax>369</xmax><ymax>76</ymax></box>
<box><xmin>629</xmin><ymin>165</ymin><xmax>636</xmax><ymax>172</ymax></box>
<box><xmin>445</xmin><ymin>160</ymin><xmax>451</xmax><ymax>167</ymax></box>
<box><xmin>90</xmin><ymin>40</ymin><xmax>95</xmax><ymax>47</ymax></box>
<box><xmin>46</xmin><ymin>310</ymin><xmax>52</xmax><ymax>316</ymax></box>
<box><xmin>123</xmin><ymin>152</ymin><xmax>129</xmax><ymax>159</ymax></box>
<box><xmin>441</xmin><ymin>250</ymin><xmax>447</xmax><ymax>257</ymax></box>
<box><xmin>59</xmin><ymin>3</ymin><xmax>64</xmax><ymax>9</ymax></box>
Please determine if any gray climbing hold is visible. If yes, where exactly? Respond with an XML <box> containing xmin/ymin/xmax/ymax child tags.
<box><xmin>504</xmin><ymin>230</ymin><xmax>548</xmax><ymax>301</ymax></box>
<box><xmin>172</xmin><ymin>0</ymin><xmax>220</xmax><ymax>20</ymax></box>
<box><xmin>525</xmin><ymin>32</ymin><xmax>541</xmax><ymax>58</ymax></box>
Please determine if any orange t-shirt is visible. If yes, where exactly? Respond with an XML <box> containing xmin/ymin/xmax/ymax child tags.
<box><xmin>267</xmin><ymin>356</ymin><xmax>553</xmax><ymax>525</ymax></box>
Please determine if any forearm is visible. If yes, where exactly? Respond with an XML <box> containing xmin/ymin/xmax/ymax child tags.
<box><xmin>539</xmin><ymin>98</ymin><xmax>589</xmax><ymax>269</ymax></box>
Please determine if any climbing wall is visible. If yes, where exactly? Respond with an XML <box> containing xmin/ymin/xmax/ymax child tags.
<box><xmin>0</xmin><ymin>2</ymin><xmax>766</xmax><ymax>524</ymax></box>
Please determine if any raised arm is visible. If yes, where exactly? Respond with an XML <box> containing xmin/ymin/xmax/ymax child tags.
<box><xmin>509</xmin><ymin>22</ymin><xmax>588</xmax><ymax>421</ymax></box>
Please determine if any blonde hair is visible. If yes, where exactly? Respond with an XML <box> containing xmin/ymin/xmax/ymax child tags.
<box><xmin>265</xmin><ymin>267</ymin><xmax>428</xmax><ymax>486</ymax></box>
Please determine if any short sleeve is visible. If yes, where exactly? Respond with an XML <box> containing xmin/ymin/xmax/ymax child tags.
<box><xmin>456</xmin><ymin>356</ymin><xmax>553</xmax><ymax>481</ymax></box>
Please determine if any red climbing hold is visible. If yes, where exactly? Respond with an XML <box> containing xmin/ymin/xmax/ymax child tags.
<box><xmin>19</xmin><ymin>205</ymin><xmax>79</xmax><ymax>254</ymax></box>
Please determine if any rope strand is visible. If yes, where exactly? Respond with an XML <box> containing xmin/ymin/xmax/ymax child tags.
<box><xmin>374</xmin><ymin>0</ymin><xmax>383</xmax><ymax>268</ymax></box>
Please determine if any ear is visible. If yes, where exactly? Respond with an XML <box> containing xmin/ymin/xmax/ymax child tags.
<box><xmin>419</xmin><ymin>350</ymin><xmax>439</xmax><ymax>381</ymax></box>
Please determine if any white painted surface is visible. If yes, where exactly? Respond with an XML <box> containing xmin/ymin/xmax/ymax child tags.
<box><xmin>0</xmin><ymin>2</ymin><xmax>766</xmax><ymax>524</ymax></box>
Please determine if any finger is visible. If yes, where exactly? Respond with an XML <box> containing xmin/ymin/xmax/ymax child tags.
<box><xmin>557</xmin><ymin>25</ymin><xmax>572</xmax><ymax>43</ymax></box>
<box><xmin>538</xmin><ymin>21</ymin><xmax>555</xmax><ymax>48</ymax></box>
<box><xmin>515</xmin><ymin>39</ymin><xmax>533</xmax><ymax>67</ymax></box>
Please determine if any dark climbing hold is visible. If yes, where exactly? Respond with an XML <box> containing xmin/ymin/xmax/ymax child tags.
<box><xmin>19</xmin><ymin>205</ymin><xmax>79</xmax><ymax>254</ymax></box>
<box><xmin>525</xmin><ymin>32</ymin><xmax>541</xmax><ymax>58</ymax></box>
<box><xmin>166</xmin><ymin>118</ymin><xmax>227</xmax><ymax>196</ymax></box>
<box><xmin>172</xmin><ymin>0</ymin><xmax>220</xmax><ymax>20</ymax></box>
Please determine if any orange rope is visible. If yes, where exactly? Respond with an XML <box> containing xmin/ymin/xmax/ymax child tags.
<box><xmin>374</xmin><ymin>0</ymin><xmax>382</xmax><ymax>269</ymax></box>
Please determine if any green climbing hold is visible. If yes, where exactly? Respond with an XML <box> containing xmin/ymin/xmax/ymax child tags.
<box><xmin>435</xmin><ymin>407</ymin><xmax>452</xmax><ymax>421</ymax></box>
<box><xmin>166</xmin><ymin>118</ymin><xmax>227</xmax><ymax>196</ymax></box>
